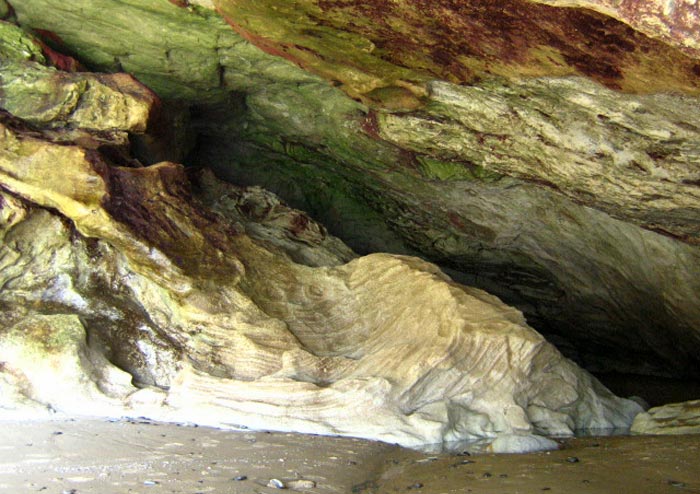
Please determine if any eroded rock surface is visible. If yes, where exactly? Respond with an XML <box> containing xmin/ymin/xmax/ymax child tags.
<box><xmin>0</xmin><ymin>106</ymin><xmax>641</xmax><ymax>450</ymax></box>
<box><xmin>10</xmin><ymin>0</ymin><xmax>700</xmax><ymax>379</ymax></box>
<box><xmin>2</xmin><ymin>0</ymin><xmax>700</xmax><ymax>450</ymax></box>
<box><xmin>533</xmin><ymin>0</ymin><xmax>700</xmax><ymax>59</ymax></box>
<box><xmin>632</xmin><ymin>400</ymin><xmax>700</xmax><ymax>435</ymax></box>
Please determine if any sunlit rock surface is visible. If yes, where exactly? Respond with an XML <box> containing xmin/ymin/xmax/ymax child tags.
<box><xmin>2</xmin><ymin>0</ymin><xmax>700</xmax><ymax>451</ymax></box>
<box><xmin>631</xmin><ymin>400</ymin><xmax>700</xmax><ymax>435</ymax></box>
<box><xmin>0</xmin><ymin>106</ymin><xmax>641</xmax><ymax>450</ymax></box>
<box><xmin>9</xmin><ymin>0</ymin><xmax>700</xmax><ymax>379</ymax></box>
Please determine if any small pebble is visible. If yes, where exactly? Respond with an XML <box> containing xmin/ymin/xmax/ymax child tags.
<box><xmin>407</xmin><ymin>483</ymin><xmax>423</xmax><ymax>490</ymax></box>
<box><xmin>287</xmin><ymin>479</ymin><xmax>316</xmax><ymax>489</ymax></box>
<box><xmin>53</xmin><ymin>431</ymin><xmax>63</xmax><ymax>436</ymax></box>
<box><xmin>415</xmin><ymin>457</ymin><xmax>438</xmax><ymax>464</ymax></box>
<box><xmin>669</xmin><ymin>480</ymin><xmax>687</xmax><ymax>488</ymax></box>
<box><xmin>482</xmin><ymin>472</ymin><xmax>492</xmax><ymax>478</ymax></box>
<box><xmin>267</xmin><ymin>478</ymin><xmax>286</xmax><ymax>489</ymax></box>
<box><xmin>457</xmin><ymin>459</ymin><xmax>475</xmax><ymax>465</ymax></box>
<box><xmin>566</xmin><ymin>456</ymin><xmax>580</xmax><ymax>463</ymax></box>
<box><xmin>143</xmin><ymin>480</ymin><xmax>159</xmax><ymax>486</ymax></box>
<box><xmin>233</xmin><ymin>475</ymin><xmax>247</xmax><ymax>481</ymax></box>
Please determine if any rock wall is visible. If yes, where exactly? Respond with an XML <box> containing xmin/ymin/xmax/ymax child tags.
<box><xmin>9</xmin><ymin>0</ymin><xmax>700</xmax><ymax>379</ymax></box>
<box><xmin>1</xmin><ymin>0</ymin><xmax>699</xmax><ymax>449</ymax></box>
<box><xmin>0</xmin><ymin>53</ymin><xmax>641</xmax><ymax>448</ymax></box>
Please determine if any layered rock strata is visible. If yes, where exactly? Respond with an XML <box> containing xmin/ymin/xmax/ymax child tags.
<box><xmin>10</xmin><ymin>0</ymin><xmax>700</xmax><ymax>379</ymax></box>
<box><xmin>0</xmin><ymin>27</ymin><xmax>641</xmax><ymax>448</ymax></box>
<box><xmin>632</xmin><ymin>400</ymin><xmax>700</xmax><ymax>435</ymax></box>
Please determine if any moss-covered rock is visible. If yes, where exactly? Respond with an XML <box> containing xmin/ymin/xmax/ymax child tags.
<box><xmin>8</xmin><ymin>0</ymin><xmax>700</xmax><ymax>380</ymax></box>
<box><xmin>0</xmin><ymin>20</ymin><xmax>45</xmax><ymax>62</ymax></box>
<box><xmin>0</xmin><ymin>21</ymin><xmax>156</xmax><ymax>131</ymax></box>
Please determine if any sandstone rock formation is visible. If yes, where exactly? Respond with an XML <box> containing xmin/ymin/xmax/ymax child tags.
<box><xmin>1</xmin><ymin>0</ymin><xmax>699</xmax><ymax>451</ymax></box>
<box><xmin>0</xmin><ymin>22</ymin><xmax>643</xmax><ymax>449</ymax></box>
<box><xmin>11</xmin><ymin>0</ymin><xmax>700</xmax><ymax>380</ymax></box>
<box><xmin>0</xmin><ymin>110</ymin><xmax>641</xmax><ymax>450</ymax></box>
<box><xmin>632</xmin><ymin>400</ymin><xmax>700</xmax><ymax>435</ymax></box>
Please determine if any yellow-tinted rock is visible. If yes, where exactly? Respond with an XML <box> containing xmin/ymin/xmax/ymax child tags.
<box><xmin>0</xmin><ymin>120</ymin><xmax>641</xmax><ymax>450</ymax></box>
<box><xmin>632</xmin><ymin>400</ymin><xmax>700</xmax><ymax>435</ymax></box>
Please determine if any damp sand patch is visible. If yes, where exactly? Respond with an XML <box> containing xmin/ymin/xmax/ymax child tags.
<box><xmin>0</xmin><ymin>419</ymin><xmax>699</xmax><ymax>494</ymax></box>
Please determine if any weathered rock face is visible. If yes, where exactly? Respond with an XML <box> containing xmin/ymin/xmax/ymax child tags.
<box><xmin>1</xmin><ymin>0</ymin><xmax>699</xmax><ymax>448</ymax></box>
<box><xmin>212</xmin><ymin>0</ymin><xmax>700</xmax><ymax>99</ymax></box>
<box><xmin>0</xmin><ymin>102</ymin><xmax>641</xmax><ymax>450</ymax></box>
<box><xmin>632</xmin><ymin>400</ymin><xmax>700</xmax><ymax>436</ymax></box>
<box><xmin>533</xmin><ymin>0</ymin><xmax>700</xmax><ymax>59</ymax></box>
<box><xmin>10</xmin><ymin>0</ymin><xmax>700</xmax><ymax>381</ymax></box>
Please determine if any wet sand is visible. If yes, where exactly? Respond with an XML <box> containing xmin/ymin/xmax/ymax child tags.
<box><xmin>1</xmin><ymin>419</ymin><xmax>698</xmax><ymax>494</ymax></box>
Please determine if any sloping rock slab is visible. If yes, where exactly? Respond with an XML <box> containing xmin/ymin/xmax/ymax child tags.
<box><xmin>632</xmin><ymin>400</ymin><xmax>700</xmax><ymax>435</ymax></box>
<box><xmin>0</xmin><ymin>114</ymin><xmax>641</xmax><ymax>451</ymax></box>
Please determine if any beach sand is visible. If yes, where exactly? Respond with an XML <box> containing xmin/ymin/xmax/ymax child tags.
<box><xmin>1</xmin><ymin>419</ymin><xmax>698</xmax><ymax>493</ymax></box>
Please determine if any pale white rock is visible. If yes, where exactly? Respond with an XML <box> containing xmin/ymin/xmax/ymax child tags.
<box><xmin>0</xmin><ymin>314</ymin><xmax>134</xmax><ymax>418</ymax></box>
<box><xmin>487</xmin><ymin>433</ymin><xmax>559</xmax><ymax>454</ymax></box>
<box><xmin>0</xmin><ymin>168</ymin><xmax>642</xmax><ymax>452</ymax></box>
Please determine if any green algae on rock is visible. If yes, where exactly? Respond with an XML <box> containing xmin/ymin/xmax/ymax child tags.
<box><xmin>0</xmin><ymin>105</ymin><xmax>642</xmax><ymax>451</ymax></box>
<box><xmin>9</xmin><ymin>0</ymin><xmax>700</xmax><ymax>381</ymax></box>
<box><xmin>0</xmin><ymin>21</ymin><xmax>156</xmax><ymax>132</ymax></box>
<box><xmin>0</xmin><ymin>20</ymin><xmax>45</xmax><ymax>62</ymax></box>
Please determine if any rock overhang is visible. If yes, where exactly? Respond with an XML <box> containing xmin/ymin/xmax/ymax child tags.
<box><xmin>1</xmin><ymin>0</ymin><xmax>699</xmax><ymax>448</ymax></box>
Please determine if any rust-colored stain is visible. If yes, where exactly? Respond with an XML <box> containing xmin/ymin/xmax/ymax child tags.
<box><xmin>448</xmin><ymin>211</ymin><xmax>465</xmax><ymax>229</ymax></box>
<box><xmin>33</xmin><ymin>29</ymin><xmax>84</xmax><ymax>72</ymax></box>
<box><xmin>216</xmin><ymin>0</ymin><xmax>700</xmax><ymax>106</ymax></box>
<box><xmin>93</xmin><ymin>160</ymin><xmax>242</xmax><ymax>278</ymax></box>
<box><xmin>223</xmin><ymin>18</ymin><xmax>291</xmax><ymax>62</ymax></box>
<box><xmin>360</xmin><ymin>111</ymin><xmax>380</xmax><ymax>139</ymax></box>
<box><xmin>614</xmin><ymin>0</ymin><xmax>700</xmax><ymax>59</ymax></box>
<box><xmin>316</xmin><ymin>0</ymin><xmax>693</xmax><ymax>89</ymax></box>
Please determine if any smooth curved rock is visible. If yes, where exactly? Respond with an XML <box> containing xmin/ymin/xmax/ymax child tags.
<box><xmin>11</xmin><ymin>0</ymin><xmax>700</xmax><ymax>380</ymax></box>
<box><xmin>0</xmin><ymin>115</ymin><xmax>642</xmax><ymax>450</ymax></box>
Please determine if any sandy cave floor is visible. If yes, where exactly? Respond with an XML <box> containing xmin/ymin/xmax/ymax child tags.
<box><xmin>0</xmin><ymin>419</ymin><xmax>699</xmax><ymax>494</ymax></box>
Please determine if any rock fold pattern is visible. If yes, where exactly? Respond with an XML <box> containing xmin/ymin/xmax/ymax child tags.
<box><xmin>10</xmin><ymin>0</ymin><xmax>700</xmax><ymax>378</ymax></box>
<box><xmin>3</xmin><ymin>0</ymin><xmax>700</xmax><ymax>450</ymax></box>
<box><xmin>0</xmin><ymin>32</ymin><xmax>641</xmax><ymax>448</ymax></box>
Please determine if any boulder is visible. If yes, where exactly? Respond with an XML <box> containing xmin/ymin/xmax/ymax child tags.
<box><xmin>631</xmin><ymin>400</ymin><xmax>700</xmax><ymax>435</ymax></box>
